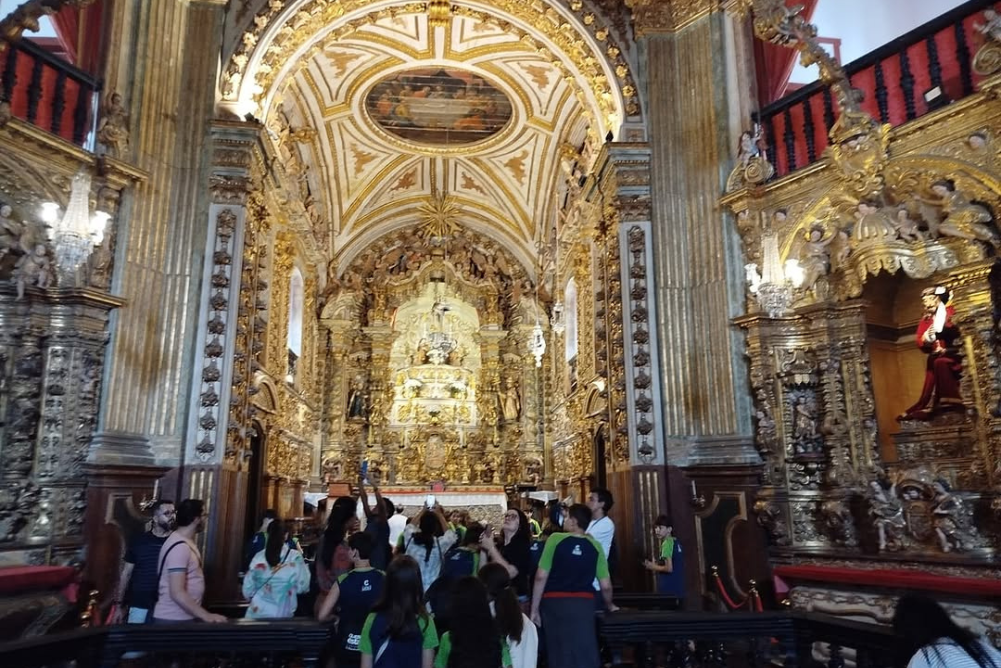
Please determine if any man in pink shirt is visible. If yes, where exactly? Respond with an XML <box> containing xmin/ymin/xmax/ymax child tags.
<box><xmin>152</xmin><ymin>499</ymin><xmax>226</xmax><ymax>623</ymax></box>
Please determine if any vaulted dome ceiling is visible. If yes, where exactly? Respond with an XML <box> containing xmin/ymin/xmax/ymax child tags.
<box><xmin>222</xmin><ymin>1</ymin><xmax>641</xmax><ymax>274</ymax></box>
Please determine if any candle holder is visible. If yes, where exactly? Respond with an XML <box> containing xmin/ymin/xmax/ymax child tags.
<box><xmin>690</xmin><ymin>481</ymin><xmax>707</xmax><ymax>510</ymax></box>
<box><xmin>137</xmin><ymin>479</ymin><xmax>160</xmax><ymax>512</ymax></box>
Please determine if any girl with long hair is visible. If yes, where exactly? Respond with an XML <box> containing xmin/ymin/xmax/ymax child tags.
<box><xmin>479</xmin><ymin>562</ymin><xmax>537</xmax><ymax>668</ymax></box>
<box><xmin>242</xmin><ymin>519</ymin><xmax>310</xmax><ymax>619</ymax></box>
<box><xmin>434</xmin><ymin>576</ymin><xmax>511</xmax><ymax>668</ymax></box>
<box><xmin>316</xmin><ymin>497</ymin><xmax>360</xmax><ymax>607</ymax></box>
<box><xmin>892</xmin><ymin>594</ymin><xmax>1001</xmax><ymax>668</ymax></box>
<box><xmin>358</xmin><ymin>556</ymin><xmax>439</xmax><ymax>668</ymax></box>
<box><xmin>480</xmin><ymin>508</ymin><xmax>532</xmax><ymax>599</ymax></box>
<box><xmin>402</xmin><ymin>505</ymin><xmax>457</xmax><ymax>594</ymax></box>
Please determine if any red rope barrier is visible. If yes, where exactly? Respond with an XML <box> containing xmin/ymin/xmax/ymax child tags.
<box><xmin>713</xmin><ymin>569</ymin><xmax>748</xmax><ymax>610</ymax></box>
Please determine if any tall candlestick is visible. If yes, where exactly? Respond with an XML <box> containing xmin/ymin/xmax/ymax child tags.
<box><xmin>153</xmin><ymin>478</ymin><xmax>159</xmax><ymax>500</ymax></box>
<box><xmin>690</xmin><ymin>479</ymin><xmax>696</xmax><ymax>496</ymax></box>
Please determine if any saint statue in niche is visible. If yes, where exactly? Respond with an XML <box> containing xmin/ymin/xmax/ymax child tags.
<box><xmin>898</xmin><ymin>287</ymin><xmax>963</xmax><ymax>421</ymax></box>
<box><xmin>500</xmin><ymin>378</ymin><xmax>521</xmax><ymax>421</ymax></box>
<box><xmin>346</xmin><ymin>376</ymin><xmax>368</xmax><ymax>419</ymax></box>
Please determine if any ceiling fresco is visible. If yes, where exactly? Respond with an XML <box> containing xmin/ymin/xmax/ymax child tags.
<box><xmin>227</xmin><ymin>2</ymin><xmax>638</xmax><ymax>273</ymax></box>
<box><xmin>365</xmin><ymin>67</ymin><xmax>514</xmax><ymax>146</ymax></box>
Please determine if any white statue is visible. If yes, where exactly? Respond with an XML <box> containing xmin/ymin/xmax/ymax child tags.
<box><xmin>500</xmin><ymin>378</ymin><xmax>521</xmax><ymax>421</ymax></box>
<box><xmin>0</xmin><ymin>204</ymin><xmax>24</xmax><ymax>260</ymax></box>
<box><xmin>97</xmin><ymin>92</ymin><xmax>130</xmax><ymax>157</ymax></box>
<box><xmin>975</xmin><ymin>9</ymin><xmax>1001</xmax><ymax>43</ymax></box>
<box><xmin>14</xmin><ymin>244</ymin><xmax>53</xmax><ymax>299</ymax></box>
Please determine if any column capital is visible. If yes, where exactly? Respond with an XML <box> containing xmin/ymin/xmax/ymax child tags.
<box><xmin>626</xmin><ymin>0</ymin><xmax>723</xmax><ymax>37</ymax></box>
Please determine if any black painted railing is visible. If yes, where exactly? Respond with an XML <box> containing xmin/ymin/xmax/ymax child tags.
<box><xmin>760</xmin><ymin>0</ymin><xmax>995</xmax><ymax>177</ymax></box>
<box><xmin>600</xmin><ymin>610</ymin><xmax>897</xmax><ymax>668</ymax></box>
<box><xmin>0</xmin><ymin>38</ymin><xmax>100</xmax><ymax>147</ymax></box>
<box><xmin>0</xmin><ymin>609</ymin><xmax>899</xmax><ymax>668</ymax></box>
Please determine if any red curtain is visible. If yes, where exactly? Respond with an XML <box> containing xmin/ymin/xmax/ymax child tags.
<box><xmin>754</xmin><ymin>0</ymin><xmax>820</xmax><ymax>106</ymax></box>
<box><xmin>48</xmin><ymin>1</ymin><xmax>105</xmax><ymax>73</ymax></box>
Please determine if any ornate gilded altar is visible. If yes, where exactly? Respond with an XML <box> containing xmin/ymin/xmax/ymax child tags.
<box><xmin>318</xmin><ymin>222</ymin><xmax>548</xmax><ymax>490</ymax></box>
<box><xmin>723</xmin><ymin>0</ymin><xmax>1001</xmax><ymax>640</ymax></box>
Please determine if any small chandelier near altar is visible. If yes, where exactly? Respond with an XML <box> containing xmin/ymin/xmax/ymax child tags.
<box><xmin>529</xmin><ymin>322</ymin><xmax>546</xmax><ymax>367</ymax></box>
<box><xmin>40</xmin><ymin>170</ymin><xmax>109</xmax><ymax>282</ymax></box>
<box><xmin>745</xmin><ymin>231</ymin><xmax>804</xmax><ymax>318</ymax></box>
<box><xmin>551</xmin><ymin>300</ymin><xmax>565</xmax><ymax>335</ymax></box>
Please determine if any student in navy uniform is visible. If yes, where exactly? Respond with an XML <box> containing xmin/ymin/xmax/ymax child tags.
<box><xmin>428</xmin><ymin>522</ymin><xmax>485</xmax><ymax>622</ymax></box>
<box><xmin>440</xmin><ymin>522</ymin><xmax>485</xmax><ymax>580</ymax></box>
<box><xmin>530</xmin><ymin>503</ymin><xmax>618</xmax><ymax>668</ymax></box>
<box><xmin>318</xmin><ymin>532</ymin><xmax>386</xmax><ymax>668</ymax></box>
<box><xmin>643</xmin><ymin>514</ymin><xmax>684</xmax><ymax>601</ymax></box>
<box><xmin>358</xmin><ymin>555</ymin><xmax>438</xmax><ymax>668</ymax></box>
<box><xmin>433</xmin><ymin>576</ymin><xmax>512</xmax><ymax>668</ymax></box>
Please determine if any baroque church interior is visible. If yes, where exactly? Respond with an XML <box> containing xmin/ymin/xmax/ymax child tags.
<box><xmin>2</xmin><ymin>0</ymin><xmax>1001</xmax><ymax>660</ymax></box>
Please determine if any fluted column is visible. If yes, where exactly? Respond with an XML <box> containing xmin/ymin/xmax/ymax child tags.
<box><xmin>643</xmin><ymin>8</ymin><xmax>758</xmax><ymax>463</ymax></box>
<box><xmin>94</xmin><ymin>0</ymin><xmax>227</xmax><ymax>464</ymax></box>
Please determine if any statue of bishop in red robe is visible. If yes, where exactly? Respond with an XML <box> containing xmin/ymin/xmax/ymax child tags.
<box><xmin>899</xmin><ymin>286</ymin><xmax>964</xmax><ymax>420</ymax></box>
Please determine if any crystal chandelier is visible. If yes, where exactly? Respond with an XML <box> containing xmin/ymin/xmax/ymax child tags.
<box><xmin>550</xmin><ymin>300</ymin><xmax>565</xmax><ymax>335</ymax></box>
<box><xmin>745</xmin><ymin>231</ymin><xmax>804</xmax><ymax>317</ymax></box>
<box><xmin>529</xmin><ymin>322</ymin><xmax>546</xmax><ymax>367</ymax></box>
<box><xmin>41</xmin><ymin>170</ymin><xmax>109</xmax><ymax>283</ymax></box>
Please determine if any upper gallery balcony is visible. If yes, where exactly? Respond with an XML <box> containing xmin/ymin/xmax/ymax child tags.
<box><xmin>756</xmin><ymin>0</ymin><xmax>993</xmax><ymax>177</ymax></box>
<box><xmin>0</xmin><ymin>0</ymin><xmax>105</xmax><ymax>149</ymax></box>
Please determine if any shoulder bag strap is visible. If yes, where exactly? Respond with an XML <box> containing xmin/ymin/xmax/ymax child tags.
<box><xmin>374</xmin><ymin>637</ymin><xmax>391</xmax><ymax>665</ymax></box>
<box><xmin>248</xmin><ymin>547</ymin><xmax>292</xmax><ymax>601</ymax></box>
<box><xmin>154</xmin><ymin>540</ymin><xmax>186</xmax><ymax>603</ymax></box>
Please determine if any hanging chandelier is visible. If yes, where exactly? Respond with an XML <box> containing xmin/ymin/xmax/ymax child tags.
<box><xmin>40</xmin><ymin>170</ymin><xmax>109</xmax><ymax>283</ymax></box>
<box><xmin>529</xmin><ymin>322</ymin><xmax>546</xmax><ymax>367</ymax></box>
<box><xmin>551</xmin><ymin>300</ymin><xmax>565</xmax><ymax>335</ymax></box>
<box><xmin>745</xmin><ymin>231</ymin><xmax>804</xmax><ymax>317</ymax></box>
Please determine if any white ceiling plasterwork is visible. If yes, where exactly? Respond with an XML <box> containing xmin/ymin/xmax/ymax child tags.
<box><xmin>222</xmin><ymin>0</ymin><xmax>637</xmax><ymax>275</ymax></box>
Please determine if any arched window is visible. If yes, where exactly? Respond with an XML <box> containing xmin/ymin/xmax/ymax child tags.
<box><xmin>564</xmin><ymin>278</ymin><xmax>578</xmax><ymax>362</ymax></box>
<box><xmin>287</xmin><ymin>267</ymin><xmax>304</xmax><ymax>383</ymax></box>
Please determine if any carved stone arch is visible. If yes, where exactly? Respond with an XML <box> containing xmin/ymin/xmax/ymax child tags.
<box><xmin>219</xmin><ymin>0</ymin><xmax>639</xmax><ymax>134</ymax></box>
<box><xmin>252</xmin><ymin>371</ymin><xmax>280</xmax><ymax>414</ymax></box>
<box><xmin>0</xmin><ymin>151</ymin><xmax>75</xmax><ymax>213</ymax></box>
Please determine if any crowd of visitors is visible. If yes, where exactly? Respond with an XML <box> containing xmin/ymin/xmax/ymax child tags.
<box><xmin>112</xmin><ymin>479</ymin><xmax>999</xmax><ymax>668</ymax></box>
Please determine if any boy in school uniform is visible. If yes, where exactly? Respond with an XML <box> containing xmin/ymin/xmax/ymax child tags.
<box><xmin>318</xmin><ymin>532</ymin><xmax>386</xmax><ymax>668</ymax></box>
<box><xmin>644</xmin><ymin>514</ymin><xmax>685</xmax><ymax>601</ymax></box>
<box><xmin>530</xmin><ymin>503</ymin><xmax>618</xmax><ymax>668</ymax></box>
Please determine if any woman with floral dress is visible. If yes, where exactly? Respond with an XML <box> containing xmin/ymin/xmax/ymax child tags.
<box><xmin>242</xmin><ymin>519</ymin><xmax>311</xmax><ymax>619</ymax></box>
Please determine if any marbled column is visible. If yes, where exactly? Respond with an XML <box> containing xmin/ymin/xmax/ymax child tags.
<box><xmin>644</xmin><ymin>11</ymin><xmax>758</xmax><ymax>463</ymax></box>
<box><xmin>96</xmin><ymin>0</ymin><xmax>228</xmax><ymax>464</ymax></box>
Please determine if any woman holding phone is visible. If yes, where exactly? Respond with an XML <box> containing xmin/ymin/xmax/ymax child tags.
<box><xmin>402</xmin><ymin>503</ymin><xmax>457</xmax><ymax>595</ymax></box>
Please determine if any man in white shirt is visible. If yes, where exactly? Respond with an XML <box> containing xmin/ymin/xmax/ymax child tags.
<box><xmin>586</xmin><ymin>488</ymin><xmax>615</xmax><ymax>596</ymax></box>
<box><xmin>387</xmin><ymin>502</ymin><xmax>408</xmax><ymax>549</ymax></box>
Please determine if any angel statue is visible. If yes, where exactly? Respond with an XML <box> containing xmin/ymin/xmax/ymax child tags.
<box><xmin>867</xmin><ymin>477</ymin><xmax>905</xmax><ymax>551</ymax></box>
<box><xmin>97</xmin><ymin>92</ymin><xmax>130</xmax><ymax>157</ymax></box>
<box><xmin>932</xmin><ymin>479</ymin><xmax>966</xmax><ymax>553</ymax></box>
<box><xmin>797</xmin><ymin>224</ymin><xmax>836</xmax><ymax>293</ymax></box>
<box><xmin>14</xmin><ymin>244</ymin><xmax>53</xmax><ymax>299</ymax></box>
<box><xmin>929</xmin><ymin>180</ymin><xmax>998</xmax><ymax>248</ymax></box>
<box><xmin>975</xmin><ymin>8</ymin><xmax>1001</xmax><ymax>43</ymax></box>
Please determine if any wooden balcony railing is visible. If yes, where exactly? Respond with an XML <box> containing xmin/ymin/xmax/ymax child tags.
<box><xmin>760</xmin><ymin>0</ymin><xmax>995</xmax><ymax>177</ymax></box>
<box><xmin>0</xmin><ymin>609</ymin><xmax>900</xmax><ymax>668</ymax></box>
<box><xmin>0</xmin><ymin>37</ymin><xmax>100</xmax><ymax>148</ymax></box>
